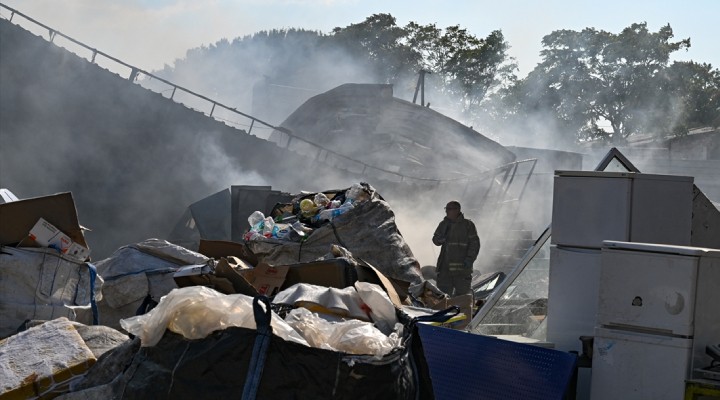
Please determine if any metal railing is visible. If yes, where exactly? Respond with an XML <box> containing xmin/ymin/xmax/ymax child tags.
<box><xmin>0</xmin><ymin>2</ymin><xmax>532</xmax><ymax>189</ymax></box>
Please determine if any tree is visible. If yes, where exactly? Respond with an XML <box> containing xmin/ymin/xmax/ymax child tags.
<box><xmin>661</xmin><ymin>61</ymin><xmax>720</xmax><ymax>133</ymax></box>
<box><xmin>149</xmin><ymin>13</ymin><xmax>515</xmax><ymax>126</ymax></box>
<box><xmin>511</xmin><ymin>23</ymin><xmax>692</xmax><ymax>143</ymax></box>
<box><xmin>404</xmin><ymin>23</ymin><xmax>516</xmax><ymax>122</ymax></box>
<box><xmin>330</xmin><ymin>14</ymin><xmax>421</xmax><ymax>84</ymax></box>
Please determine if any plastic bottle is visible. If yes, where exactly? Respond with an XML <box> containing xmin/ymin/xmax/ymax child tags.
<box><xmin>262</xmin><ymin>217</ymin><xmax>275</xmax><ymax>238</ymax></box>
<box><xmin>314</xmin><ymin>201</ymin><xmax>353</xmax><ymax>222</ymax></box>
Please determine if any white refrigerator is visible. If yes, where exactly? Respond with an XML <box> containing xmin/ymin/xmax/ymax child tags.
<box><xmin>591</xmin><ymin>241</ymin><xmax>720</xmax><ymax>400</ymax></box>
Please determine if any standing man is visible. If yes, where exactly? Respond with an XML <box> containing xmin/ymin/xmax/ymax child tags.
<box><xmin>432</xmin><ymin>201</ymin><xmax>480</xmax><ymax>297</ymax></box>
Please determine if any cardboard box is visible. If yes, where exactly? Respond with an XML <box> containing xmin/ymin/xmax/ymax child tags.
<box><xmin>197</xmin><ymin>241</ymin><xmax>402</xmax><ymax>306</ymax></box>
<box><xmin>0</xmin><ymin>192</ymin><xmax>89</xmax><ymax>251</ymax></box>
<box><xmin>195</xmin><ymin>256</ymin><xmax>402</xmax><ymax>310</ymax></box>
<box><xmin>173</xmin><ymin>263</ymin><xmax>237</xmax><ymax>295</ymax></box>
<box><xmin>213</xmin><ymin>258</ymin><xmax>258</xmax><ymax>295</ymax></box>
<box><xmin>198</xmin><ymin>239</ymin><xmax>258</xmax><ymax>265</ymax></box>
<box><xmin>432</xmin><ymin>294</ymin><xmax>474</xmax><ymax>330</ymax></box>
<box><xmin>283</xmin><ymin>259</ymin><xmax>358</xmax><ymax>290</ymax></box>
<box><xmin>251</xmin><ymin>263</ymin><xmax>289</xmax><ymax>296</ymax></box>
<box><xmin>25</xmin><ymin>218</ymin><xmax>91</xmax><ymax>262</ymax></box>
<box><xmin>213</xmin><ymin>259</ymin><xmax>357</xmax><ymax>298</ymax></box>
<box><xmin>214</xmin><ymin>260</ymin><xmax>289</xmax><ymax>297</ymax></box>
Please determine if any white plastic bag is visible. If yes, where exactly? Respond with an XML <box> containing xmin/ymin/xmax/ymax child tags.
<box><xmin>355</xmin><ymin>282</ymin><xmax>398</xmax><ymax>335</ymax></box>
<box><xmin>120</xmin><ymin>286</ymin><xmax>308</xmax><ymax>347</ymax></box>
<box><xmin>285</xmin><ymin>307</ymin><xmax>401</xmax><ymax>359</ymax></box>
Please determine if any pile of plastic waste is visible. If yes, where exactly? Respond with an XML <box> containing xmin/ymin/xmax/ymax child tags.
<box><xmin>243</xmin><ymin>182</ymin><xmax>370</xmax><ymax>242</ymax></box>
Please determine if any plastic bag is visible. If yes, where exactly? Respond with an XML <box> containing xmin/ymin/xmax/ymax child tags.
<box><xmin>355</xmin><ymin>282</ymin><xmax>398</xmax><ymax>335</ymax></box>
<box><xmin>262</xmin><ymin>216</ymin><xmax>275</xmax><ymax>237</ymax></box>
<box><xmin>345</xmin><ymin>183</ymin><xmax>370</xmax><ymax>204</ymax></box>
<box><xmin>285</xmin><ymin>307</ymin><xmax>401</xmax><ymax>359</ymax></box>
<box><xmin>313</xmin><ymin>193</ymin><xmax>330</xmax><ymax>208</ymax></box>
<box><xmin>120</xmin><ymin>286</ymin><xmax>309</xmax><ymax>347</ymax></box>
<box><xmin>248</xmin><ymin>211</ymin><xmax>264</xmax><ymax>230</ymax></box>
<box><xmin>244</xmin><ymin>211</ymin><xmax>266</xmax><ymax>241</ymax></box>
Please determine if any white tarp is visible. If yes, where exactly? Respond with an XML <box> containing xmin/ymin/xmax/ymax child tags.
<box><xmin>95</xmin><ymin>239</ymin><xmax>209</xmax><ymax>330</ymax></box>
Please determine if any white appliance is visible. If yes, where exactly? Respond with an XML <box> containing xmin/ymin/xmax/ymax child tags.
<box><xmin>552</xmin><ymin>171</ymin><xmax>693</xmax><ymax>248</ymax></box>
<box><xmin>547</xmin><ymin>245</ymin><xmax>602</xmax><ymax>352</ymax></box>
<box><xmin>591</xmin><ymin>241</ymin><xmax>720</xmax><ymax>400</ymax></box>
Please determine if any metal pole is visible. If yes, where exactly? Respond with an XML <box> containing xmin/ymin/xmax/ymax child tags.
<box><xmin>412</xmin><ymin>72</ymin><xmax>422</xmax><ymax>104</ymax></box>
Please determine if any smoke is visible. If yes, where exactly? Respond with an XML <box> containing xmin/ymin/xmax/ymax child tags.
<box><xmin>195</xmin><ymin>138</ymin><xmax>270</xmax><ymax>188</ymax></box>
<box><xmin>138</xmin><ymin>30</ymin><xmax>386</xmax><ymax>127</ymax></box>
<box><xmin>0</xmin><ymin>7</ymin><xmax>579</xmax><ymax>272</ymax></box>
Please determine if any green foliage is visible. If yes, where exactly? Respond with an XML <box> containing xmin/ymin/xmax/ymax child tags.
<box><xmin>503</xmin><ymin>23</ymin><xmax>717</xmax><ymax>142</ymax></box>
<box><xmin>329</xmin><ymin>14</ymin><xmax>516</xmax><ymax>116</ymax></box>
<box><xmin>404</xmin><ymin>22</ymin><xmax>516</xmax><ymax>120</ymax></box>
<box><xmin>331</xmin><ymin>14</ymin><xmax>421</xmax><ymax>83</ymax></box>
<box><xmin>661</xmin><ymin>61</ymin><xmax>720</xmax><ymax>134</ymax></box>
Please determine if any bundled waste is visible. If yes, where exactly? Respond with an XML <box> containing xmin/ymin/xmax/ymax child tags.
<box><xmin>245</xmin><ymin>182</ymin><xmax>423</xmax><ymax>286</ymax></box>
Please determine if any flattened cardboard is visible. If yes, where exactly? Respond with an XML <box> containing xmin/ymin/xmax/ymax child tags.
<box><xmin>214</xmin><ymin>258</ymin><xmax>258</xmax><ymax>296</ymax></box>
<box><xmin>282</xmin><ymin>259</ymin><xmax>358</xmax><ymax>290</ymax></box>
<box><xmin>173</xmin><ymin>263</ymin><xmax>235</xmax><ymax>294</ymax></box>
<box><xmin>214</xmin><ymin>260</ymin><xmax>289</xmax><ymax>297</ymax></box>
<box><xmin>198</xmin><ymin>239</ymin><xmax>257</xmax><ymax>265</ymax></box>
<box><xmin>0</xmin><ymin>192</ymin><xmax>88</xmax><ymax>249</ymax></box>
<box><xmin>250</xmin><ymin>263</ymin><xmax>288</xmax><ymax>296</ymax></box>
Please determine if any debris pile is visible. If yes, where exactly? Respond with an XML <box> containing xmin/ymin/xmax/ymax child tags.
<box><xmin>0</xmin><ymin>183</ymin><xmax>462</xmax><ymax>399</ymax></box>
<box><xmin>243</xmin><ymin>182</ymin><xmax>423</xmax><ymax>288</ymax></box>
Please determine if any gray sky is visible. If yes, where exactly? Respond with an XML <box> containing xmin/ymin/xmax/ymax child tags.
<box><xmin>1</xmin><ymin>0</ymin><xmax>718</xmax><ymax>78</ymax></box>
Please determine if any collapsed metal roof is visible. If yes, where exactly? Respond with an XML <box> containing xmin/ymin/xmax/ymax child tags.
<box><xmin>269</xmin><ymin>84</ymin><xmax>516</xmax><ymax>181</ymax></box>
